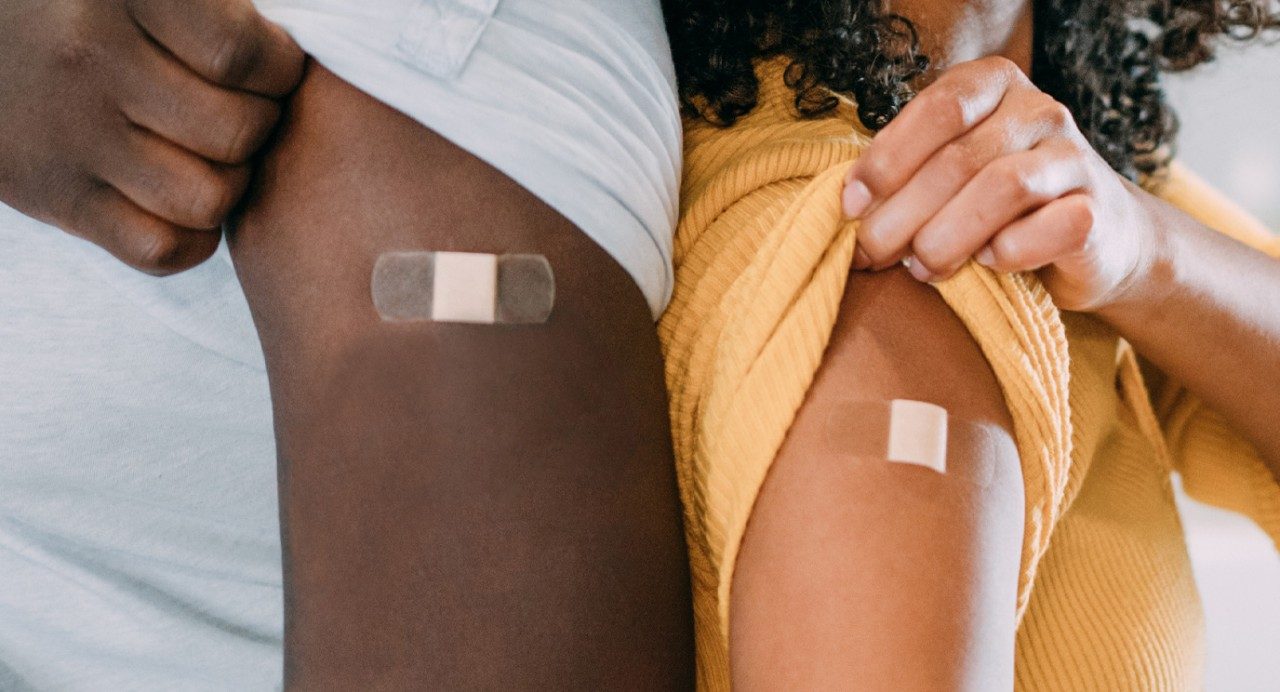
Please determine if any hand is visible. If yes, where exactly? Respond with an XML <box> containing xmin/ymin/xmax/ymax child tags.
<box><xmin>0</xmin><ymin>0</ymin><xmax>304</xmax><ymax>274</ymax></box>
<box><xmin>841</xmin><ymin>56</ymin><xmax>1161</xmax><ymax>312</ymax></box>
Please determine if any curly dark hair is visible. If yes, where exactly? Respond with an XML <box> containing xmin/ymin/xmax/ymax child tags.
<box><xmin>662</xmin><ymin>0</ymin><xmax>1279</xmax><ymax>180</ymax></box>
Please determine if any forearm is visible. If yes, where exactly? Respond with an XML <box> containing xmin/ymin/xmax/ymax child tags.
<box><xmin>230</xmin><ymin>63</ymin><xmax>693</xmax><ymax>688</ymax></box>
<box><xmin>1097</xmin><ymin>193</ymin><xmax>1280</xmax><ymax>474</ymax></box>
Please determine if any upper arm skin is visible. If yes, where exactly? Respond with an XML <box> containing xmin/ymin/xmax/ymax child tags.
<box><xmin>730</xmin><ymin>267</ymin><xmax>1024</xmax><ymax>690</ymax></box>
<box><xmin>229</xmin><ymin>63</ymin><xmax>694</xmax><ymax>689</ymax></box>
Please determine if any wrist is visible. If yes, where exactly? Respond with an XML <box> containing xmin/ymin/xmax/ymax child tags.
<box><xmin>1095</xmin><ymin>189</ymin><xmax>1180</xmax><ymax>323</ymax></box>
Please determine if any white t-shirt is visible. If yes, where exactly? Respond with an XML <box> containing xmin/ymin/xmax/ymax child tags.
<box><xmin>0</xmin><ymin>1</ymin><xmax>680</xmax><ymax>688</ymax></box>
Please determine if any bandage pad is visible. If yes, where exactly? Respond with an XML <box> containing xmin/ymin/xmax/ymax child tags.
<box><xmin>371</xmin><ymin>251</ymin><xmax>555</xmax><ymax>324</ymax></box>
<box><xmin>823</xmin><ymin>399</ymin><xmax>999</xmax><ymax>487</ymax></box>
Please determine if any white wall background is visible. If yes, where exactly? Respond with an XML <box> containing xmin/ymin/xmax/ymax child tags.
<box><xmin>1162</xmin><ymin>44</ymin><xmax>1280</xmax><ymax>692</ymax></box>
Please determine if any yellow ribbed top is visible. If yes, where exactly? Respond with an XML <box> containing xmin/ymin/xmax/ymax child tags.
<box><xmin>658</xmin><ymin>59</ymin><xmax>1280</xmax><ymax>691</ymax></box>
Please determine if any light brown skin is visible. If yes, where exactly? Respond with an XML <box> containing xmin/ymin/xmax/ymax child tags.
<box><xmin>731</xmin><ymin>2</ymin><xmax>1031</xmax><ymax>689</ymax></box>
<box><xmin>228</xmin><ymin>63</ymin><xmax>695</xmax><ymax>688</ymax></box>
<box><xmin>845</xmin><ymin>0</ymin><xmax>1280</xmax><ymax>473</ymax></box>
<box><xmin>730</xmin><ymin>268</ymin><xmax>1025</xmax><ymax>690</ymax></box>
<box><xmin>739</xmin><ymin>0</ymin><xmax>1280</xmax><ymax>688</ymax></box>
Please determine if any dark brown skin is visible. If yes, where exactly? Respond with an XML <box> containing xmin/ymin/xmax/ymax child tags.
<box><xmin>229</xmin><ymin>63</ymin><xmax>694</xmax><ymax>689</ymax></box>
<box><xmin>0</xmin><ymin>0</ymin><xmax>302</xmax><ymax>274</ymax></box>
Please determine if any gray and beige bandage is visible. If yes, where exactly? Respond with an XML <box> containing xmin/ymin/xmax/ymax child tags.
<box><xmin>372</xmin><ymin>251</ymin><xmax>555</xmax><ymax>324</ymax></box>
<box><xmin>824</xmin><ymin>399</ymin><xmax>998</xmax><ymax>487</ymax></box>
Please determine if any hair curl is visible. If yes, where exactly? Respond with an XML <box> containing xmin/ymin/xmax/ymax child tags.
<box><xmin>662</xmin><ymin>0</ymin><xmax>1279</xmax><ymax>180</ymax></box>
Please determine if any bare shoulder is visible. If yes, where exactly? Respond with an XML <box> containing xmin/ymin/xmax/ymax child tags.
<box><xmin>818</xmin><ymin>265</ymin><xmax>1014</xmax><ymax>423</ymax></box>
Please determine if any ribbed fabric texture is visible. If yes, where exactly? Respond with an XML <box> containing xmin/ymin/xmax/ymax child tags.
<box><xmin>658</xmin><ymin>59</ymin><xmax>1280</xmax><ymax>691</ymax></box>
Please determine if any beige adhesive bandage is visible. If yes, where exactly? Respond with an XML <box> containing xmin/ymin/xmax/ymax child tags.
<box><xmin>823</xmin><ymin>399</ymin><xmax>999</xmax><ymax>487</ymax></box>
<box><xmin>371</xmin><ymin>251</ymin><xmax>555</xmax><ymax>324</ymax></box>
<box><xmin>887</xmin><ymin>399</ymin><xmax>948</xmax><ymax>473</ymax></box>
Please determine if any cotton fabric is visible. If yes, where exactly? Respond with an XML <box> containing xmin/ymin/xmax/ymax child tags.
<box><xmin>0</xmin><ymin>1</ymin><xmax>678</xmax><ymax>687</ymax></box>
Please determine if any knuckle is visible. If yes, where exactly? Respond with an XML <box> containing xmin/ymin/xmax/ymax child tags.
<box><xmin>911</xmin><ymin>243</ymin><xmax>948</xmax><ymax>275</ymax></box>
<box><xmin>217</xmin><ymin>108</ymin><xmax>266</xmax><ymax>163</ymax></box>
<box><xmin>1063</xmin><ymin>197</ymin><xmax>1096</xmax><ymax>247</ymax></box>
<box><xmin>856</xmin><ymin>225</ymin><xmax>894</xmax><ymax>261</ymax></box>
<box><xmin>206</xmin><ymin>12</ymin><xmax>262</xmax><ymax>85</ymax></box>
<box><xmin>980</xmin><ymin>55</ymin><xmax>1025</xmax><ymax>82</ymax></box>
<box><xmin>187</xmin><ymin>173</ymin><xmax>238</xmax><ymax>228</ymax></box>
<box><xmin>940</xmin><ymin>141</ymin><xmax>982</xmax><ymax>179</ymax></box>
<box><xmin>216</xmin><ymin>120</ymin><xmax>254</xmax><ymax>164</ymax></box>
<box><xmin>855</xmin><ymin>154</ymin><xmax>895</xmax><ymax>197</ymax></box>
<box><xmin>199</xmin><ymin>91</ymin><xmax>278</xmax><ymax>162</ymax></box>
<box><xmin>1066</xmin><ymin>134</ymin><xmax>1094</xmax><ymax>156</ymax></box>
<box><xmin>995</xmin><ymin>162</ymin><xmax>1035</xmax><ymax>201</ymax></box>
<box><xmin>69</xmin><ymin>214</ymin><xmax>115</xmax><ymax>249</ymax></box>
<box><xmin>114</xmin><ymin>79</ymin><xmax>145</xmax><ymax>117</ymax></box>
<box><xmin>132</xmin><ymin>167</ymin><xmax>172</xmax><ymax>210</ymax></box>
<box><xmin>134</xmin><ymin>230</ymin><xmax>184</xmax><ymax>274</ymax></box>
<box><xmin>911</xmin><ymin>235</ymin><xmax>950</xmax><ymax>270</ymax></box>
<box><xmin>165</xmin><ymin>166</ymin><xmax>231</xmax><ymax>228</ymax></box>
<box><xmin>52</xmin><ymin>18</ymin><xmax>103</xmax><ymax>75</ymax></box>
<box><xmin>990</xmin><ymin>235</ymin><xmax>1021</xmax><ymax>267</ymax></box>
<box><xmin>1038</xmin><ymin>98</ymin><xmax>1074</xmax><ymax>130</ymax></box>
<box><xmin>978</xmin><ymin>55</ymin><xmax>1012</xmax><ymax>72</ymax></box>
<box><xmin>928</xmin><ymin>88</ymin><xmax>973</xmax><ymax>132</ymax></box>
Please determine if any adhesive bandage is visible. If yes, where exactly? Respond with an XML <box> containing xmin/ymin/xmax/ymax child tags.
<box><xmin>822</xmin><ymin>399</ymin><xmax>1000</xmax><ymax>487</ymax></box>
<box><xmin>372</xmin><ymin>251</ymin><xmax>555</xmax><ymax>324</ymax></box>
<box><xmin>886</xmin><ymin>399</ymin><xmax>948</xmax><ymax>473</ymax></box>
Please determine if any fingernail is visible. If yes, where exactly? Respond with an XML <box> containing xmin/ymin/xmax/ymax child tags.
<box><xmin>853</xmin><ymin>246</ymin><xmax>871</xmax><ymax>270</ymax></box>
<box><xmin>904</xmin><ymin>255</ymin><xmax>934</xmax><ymax>282</ymax></box>
<box><xmin>975</xmin><ymin>246</ymin><xmax>996</xmax><ymax>267</ymax></box>
<box><xmin>843</xmin><ymin>180</ymin><xmax>872</xmax><ymax>218</ymax></box>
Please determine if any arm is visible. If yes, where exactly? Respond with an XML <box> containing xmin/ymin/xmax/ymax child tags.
<box><xmin>229</xmin><ymin>63</ymin><xmax>694</xmax><ymax>689</ymax></box>
<box><xmin>842</xmin><ymin>56</ymin><xmax>1280</xmax><ymax>478</ymax></box>
<box><xmin>730</xmin><ymin>267</ymin><xmax>1023</xmax><ymax>690</ymax></box>
<box><xmin>1095</xmin><ymin>187</ymin><xmax>1280</xmax><ymax>473</ymax></box>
